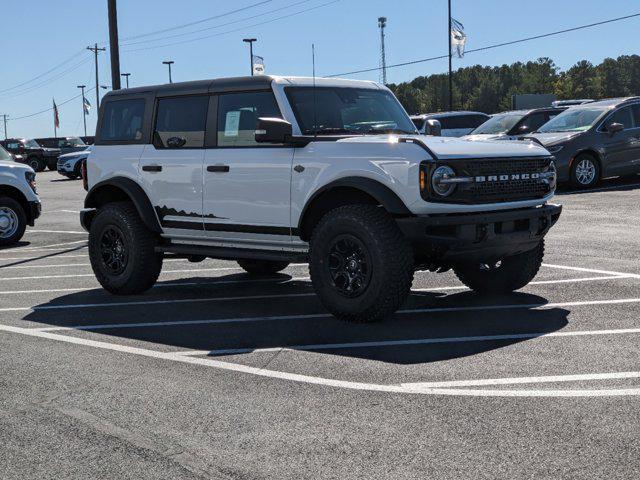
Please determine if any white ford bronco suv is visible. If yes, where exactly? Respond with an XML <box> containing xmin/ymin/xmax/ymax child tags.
<box><xmin>81</xmin><ymin>76</ymin><xmax>561</xmax><ymax>322</ymax></box>
<box><xmin>0</xmin><ymin>146</ymin><xmax>41</xmax><ymax>246</ymax></box>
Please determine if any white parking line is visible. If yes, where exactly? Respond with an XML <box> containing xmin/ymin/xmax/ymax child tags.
<box><xmin>0</xmin><ymin>323</ymin><xmax>638</xmax><ymax>397</ymax></box>
<box><xmin>180</xmin><ymin>327</ymin><xmax>640</xmax><ymax>356</ymax></box>
<box><xmin>0</xmin><ymin>259</ymin><xmax>232</xmax><ymax>270</ymax></box>
<box><xmin>28</xmin><ymin>297</ymin><xmax>640</xmax><ymax>331</ymax></box>
<box><xmin>0</xmin><ymin>254</ymin><xmax>88</xmax><ymax>261</ymax></box>
<box><xmin>0</xmin><ymin>240</ymin><xmax>87</xmax><ymax>253</ymax></box>
<box><xmin>543</xmin><ymin>263</ymin><xmax>640</xmax><ymax>279</ymax></box>
<box><xmin>26</xmin><ymin>229</ymin><xmax>87</xmax><ymax>235</ymax></box>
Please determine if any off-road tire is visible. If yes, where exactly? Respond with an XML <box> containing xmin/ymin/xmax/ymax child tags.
<box><xmin>453</xmin><ymin>240</ymin><xmax>545</xmax><ymax>294</ymax></box>
<box><xmin>89</xmin><ymin>202</ymin><xmax>163</xmax><ymax>294</ymax></box>
<box><xmin>571</xmin><ymin>153</ymin><xmax>600</xmax><ymax>188</ymax></box>
<box><xmin>0</xmin><ymin>197</ymin><xmax>27</xmax><ymax>246</ymax></box>
<box><xmin>309</xmin><ymin>205</ymin><xmax>414</xmax><ymax>323</ymax></box>
<box><xmin>237</xmin><ymin>259</ymin><xmax>290</xmax><ymax>275</ymax></box>
<box><xmin>28</xmin><ymin>156</ymin><xmax>45</xmax><ymax>172</ymax></box>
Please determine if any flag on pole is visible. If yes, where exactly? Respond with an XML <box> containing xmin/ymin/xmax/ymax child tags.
<box><xmin>252</xmin><ymin>55</ymin><xmax>265</xmax><ymax>75</ymax></box>
<box><xmin>53</xmin><ymin>99</ymin><xmax>60</xmax><ymax>129</ymax></box>
<box><xmin>83</xmin><ymin>97</ymin><xmax>91</xmax><ymax>115</ymax></box>
<box><xmin>450</xmin><ymin>18</ymin><xmax>467</xmax><ymax>58</ymax></box>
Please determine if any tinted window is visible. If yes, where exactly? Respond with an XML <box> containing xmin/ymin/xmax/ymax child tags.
<box><xmin>7</xmin><ymin>142</ymin><xmax>20</xmax><ymax>150</ymax></box>
<box><xmin>472</xmin><ymin>113</ymin><xmax>524</xmax><ymax>135</ymax></box>
<box><xmin>438</xmin><ymin>115</ymin><xmax>488</xmax><ymax>130</ymax></box>
<box><xmin>608</xmin><ymin>106</ymin><xmax>635</xmax><ymax>129</ymax></box>
<box><xmin>412</xmin><ymin>118</ymin><xmax>425</xmax><ymax>130</ymax></box>
<box><xmin>518</xmin><ymin>113</ymin><xmax>548</xmax><ymax>133</ymax></box>
<box><xmin>154</xmin><ymin>96</ymin><xmax>209</xmax><ymax>148</ymax></box>
<box><xmin>217</xmin><ymin>91</ymin><xmax>282</xmax><ymax>147</ymax></box>
<box><xmin>633</xmin><ymin>105</ymin><xmax>640</xmax><ymax>127</ymax></box>
<box><xmin>100</xmin><ymin>99</ymin><xmax>146</xmax><ymax>142</ymax></box>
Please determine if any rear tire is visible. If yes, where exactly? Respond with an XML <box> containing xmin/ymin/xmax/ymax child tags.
<box><xmin>0</xmin><ymin>197</ymin><xmax>27</xmax><ymax>246</ymax></box>
<box><xmin>571</xmin><ymin>154</ymin><xmax>600</xmax><ymax>188</ymax></box>
<box><xmin>28</xmin><ymin>156</ymin><xmax>45</xmax><ymax>172</ymax></box>
<box><xmin>237</xmin><ymin>259</ymin><xmax>290</xmax><ymax>275</ymax></box>
<box><xmin>89</xmin><ymin>202</ymin><xmax>163</xmax><ymax>294</ymax></box>
<box><xmin>453</xmin><ymin>241</ymin><xmax>545</xmax><ymax>294</ymax></box>
<box><xmin>309</xmin><ymin>205</ymin><xmax>414</xmax><ymax>323</ymax></box>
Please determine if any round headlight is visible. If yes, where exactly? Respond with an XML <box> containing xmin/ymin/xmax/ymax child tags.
<box><xmin>431</xmin><ymin>165</ymin><xmax>456</xmax><ymax>197</ymax></box>
<box><xmin>547</xmin><ymin>161</ymin><xmax>557</xmax><ymax>190</ymax></box>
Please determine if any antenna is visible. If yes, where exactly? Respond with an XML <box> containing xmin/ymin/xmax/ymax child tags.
<box><xmin>312</xmin><ymin>43</ymin><xmax>317</xmax><ymax>138</ymax></box>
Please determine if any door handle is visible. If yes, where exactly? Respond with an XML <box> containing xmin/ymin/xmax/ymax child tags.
<box><xmin>142</xmin><ymin>165</ymin><xmax>162</xmax><ymax>172</ymax></box>
<box><xmin>207</xmin><ymin>165</ymin><xmax>230</xmax><ymax>173</ymax></box>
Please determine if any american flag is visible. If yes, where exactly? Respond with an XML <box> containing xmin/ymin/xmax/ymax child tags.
<box><xmin>53</xmin><ymin>99</ymin><xmax>60</xmax><ymax>128</ymax></box>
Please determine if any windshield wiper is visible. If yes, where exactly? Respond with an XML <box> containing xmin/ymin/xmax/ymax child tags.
<box><xmin>309</xmin><ymin>127</ymin><xmax>360</xmax><ymax>135</ymax></box>
<box><xmin>365</xmin><ymin>127</ymin><xmax>414</xmax><ymax>134</ymax></box>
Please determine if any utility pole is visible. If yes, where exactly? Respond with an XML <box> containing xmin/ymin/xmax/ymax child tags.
<box><xmin>2</xmin><ymin>115</ymin><xmax>7</xmax><ymax>140</ymax></box>
<box><xmin>87</xmin><ymin>43</ymin><xmax>106</xmax><ymax>111</ymax></box>
<box><xmin>448</xmin><ymin>0</ymin><xmax>453</xmax><ymax>111</ymax></box>
<box><xmin>378</xmin><ymin>17</ymin><xmax>388</xmax><ymax>85</ymax></box>
<box><xmin>243</xmin><ymin>38</ymin><xmax>257</xmax><ymax>76</ymax></box>
<box><xmin>77</xmin><ymin>85</ymin><xmax>87</xmax><ymax>137</ymax></box>
<box><xmin>108</xmin><ymin>0</ymin><xmax>122</xmax><ymax>90</ymax></box>
<box><xmin>163</xmin><ymin>61</ymin><xmax>174</xmax><ymax>83</ymax></box>
<box><xmin>121</xmin><ymin>73</ymin><xmax>131</xmax><ymax>88</ymax></box>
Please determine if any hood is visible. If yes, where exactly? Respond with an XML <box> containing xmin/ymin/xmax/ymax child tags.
<box><xmin>59</xmin><ymin>149</ymin><xmax>90</xmax><ymax>160</ymax></box>
<box><xmin>0</xmin><ymin>159</ymin><xmax>33</xmax><ymax>173</ymax></box>
<box><xmin>42</xmin><ymin>147</ymin><xmax>61</xmax><ymax>155</ymax></box>
<box><xmin>524</xmin><ymin>131</ymin><xmax>581</xmax><ymax>146</ymax></box>
<box><xmin>337</xmin><ymin>134</ymin><xmax>550</xmax><ymax>159</ymax></box>
<box><xmin>462</xmin><ymin>133</ymin><xmax>513</xmax><ymax>142</ymax></box>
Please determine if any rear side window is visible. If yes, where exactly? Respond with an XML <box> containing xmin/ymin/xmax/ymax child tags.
<box><xmin>519</xmin><ymin>113</ymin><xmax>548</xmax><ymax>132</ymax></box>
<box><xmin>438</xmin><ymin>115</ymin><xmax>487</xmax><ymax>130</ymax></box>
<box><xmin>217</xmin><ymin>91</ymin><xmax>282</xmax><ymax>147</ymax></box>
<box><xmin>100</xmin><ymin>99</ymin><xmax>146</xmax><ymax>142</ymax></box>
<box><xmin>609</xmin><ymin>106</ymin><xmax>635</xmax><ymax>129</ymax></box>
<box><xmin>154</xmin><ymin>96</ymin><xmax>209</xmax><ymax>148</ymax></box>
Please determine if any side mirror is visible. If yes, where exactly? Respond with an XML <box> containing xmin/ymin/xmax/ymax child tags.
<box><xmin>255</xmin><ymin>117</ymin><xmax>292</xmax><ymax>144</ymax></box>
<box><xmin>607</xmin><ymin>122</ymin><xmax>624</xmax><ymax>137</ymax></box>
<box><xmin>424</xmin><ymin>119</ymin><xmax>442</xmax><ymax>137</ymax></box>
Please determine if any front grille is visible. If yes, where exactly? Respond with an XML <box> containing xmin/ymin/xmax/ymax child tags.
<box><xmin>424</xmin><ymin>156</ymin><xmax>553</xmax><ymax>204</ymax></box>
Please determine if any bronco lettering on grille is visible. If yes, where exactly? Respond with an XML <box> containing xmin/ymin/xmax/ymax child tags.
<box><xmin>475</xmin><ymin>173</ymin><xmax>540</xmax><ymax>183</ymax></box>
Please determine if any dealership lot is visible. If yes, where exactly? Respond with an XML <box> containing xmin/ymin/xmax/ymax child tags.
<box><xmin>1</xmin><ymin>172</ymin><xmax>640</xmax><ymax>479</ymax></box>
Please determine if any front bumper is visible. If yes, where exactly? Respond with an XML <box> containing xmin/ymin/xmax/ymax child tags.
<box><xmin>397</xmin><ymin>203</ymin><xmax>562</xmax><ymax>265</ymax></box>
<box><xmin>28</xmin><ymin>201</ymin><xmax>41</xmax><ymax>226</ymax></box>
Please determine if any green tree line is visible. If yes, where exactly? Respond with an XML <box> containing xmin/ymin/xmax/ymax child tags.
<box><xmin>388</xmin><ymin>55</ymin><xmax>640</xmax><ymax>114</ymax></box>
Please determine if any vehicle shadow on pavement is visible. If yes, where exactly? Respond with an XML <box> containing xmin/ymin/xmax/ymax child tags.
<box><xmin>23</xmin><ymin>275</ymin><xmax>570</xmax><ymax>365</ymax></box>
<box><xmin>557</xmin><ymin>176</ymin><xmax>640</xmax><ymax>195</ymax></box>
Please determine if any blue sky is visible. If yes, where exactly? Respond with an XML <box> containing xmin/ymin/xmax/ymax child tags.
<box><xmin>2</xmin><ymin>0</ymin><xmax>639</xmax><ymax>139</ymax></box>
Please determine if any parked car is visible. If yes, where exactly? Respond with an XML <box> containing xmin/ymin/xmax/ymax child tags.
<box><xmin>411</xmin><ymin>111</ymin><xmax>490</xmax><ymax>137</ymax></box>
<box><xmin>551</xmin><ymin>99</ymin><xmax>594</xmax><ymax>108</ymax></box>
<box><xmin>524</xmin><ymin>97</ymin><xmax>640</xmax><ymax>188</ymax></box>
<box><xmin>80</xmin><ymin>136</ymin><xmax>95</xmax><ymax>145</ymax></box>
<box><xmin>57</xmin><ymin>145</ymin><xmax>92</xmax><ymax>179</ymax></box>
<box><xmin>463</xmin><ymin>107</ymin><xmax>566</xmax><ymax>141</ymax></box>
<box><xmin>80</xmin><ymin>75</ymin><xmax>560</xmax><ymax>323</ymax></box>
<box><xmin>36</xmin><ymin>136</ymin><xmax>87</xmax><ymax>155</ymax></box>
<box><xmin>0</xmin><ymin>138</ymin><xmax>60</xmax><ymax>172</ymax></box>
<box><xmin>0</xmin><ymin>148</ymin><xmax>41</xmax><ymax>245</ymax></box>
<box><xmin>0</xmin><ymin>144</ymin><xmax>24</xmax><ymax>165</ymax></box>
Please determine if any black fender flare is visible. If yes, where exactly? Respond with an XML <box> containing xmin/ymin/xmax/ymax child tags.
<box><xmin>298</xmin><ymin>176</ymin><xmax>411</xmax><ymax>231</ymax></box>
<box><xmin>85</xmin><ymin>177</ymin><xmax>162</xmax><ymax>233</ymax></box>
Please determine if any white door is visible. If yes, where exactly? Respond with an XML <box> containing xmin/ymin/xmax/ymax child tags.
<box><xmin>203</xmin><ymin>91</ymin><xmax>294</xmax><ymax>249</ymax></box>
<box><xmin>138</xmin><ymin>95</ymin><xmax>209</xmax><ymax>237</ymax></box>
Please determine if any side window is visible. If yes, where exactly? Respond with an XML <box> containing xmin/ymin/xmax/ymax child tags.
<box><xmin>100</xmin><ymin>99</ymin><xmax>146</xmax><ymax>142</ymax></box>
<box><xmin>633</xmin><ymin>105</ymin><xmax>640</xmax><ymax>127</ymax></box>
<box><xmin>154</xmin><ymin>96</ymin><xmax>209</xmax><ymax>148</ymax></box>
<box><xmin>7</xmin><ymin>142</ymin><xmax>19</xmax><ymax>149</ymax></box>
<box><xmin>609</xmin><ymin>106</ymin><xmax>635</xmax><ymax>129</ymax></box>
<box><xmin>217</xmin><ymin>91</ymin><xmax>282</xmax><ymax>147</ymax></box>
<box><xmin>519</xmin><ymin>113</ymin><xmax>547</xmax><ymax>132</ymax></box>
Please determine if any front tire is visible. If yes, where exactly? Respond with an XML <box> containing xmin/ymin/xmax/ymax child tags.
<box><xmin>89</xmin><ymin>202</ymin><xmax>163</xmax><ymax>294</ymax></box>
<box><xmin>0</xmin><ymin>197</ymin><xmax>27</xmax><ymax>246</ymax></box>
<box><xmin>28</xmin><ymin>156</ymin><xmax>45</xmax><ymax>172</ymax></box>
<box><xmin>571</xmin><ymin>154</ymin><xmax>600</xmax><ymax>188</ymax></box>
<box><xmin>309</xmin><ymin>205</ymin><xmax>414</xmax><ymax>323</ymax></box>
<box><xmin>453</xmin><ymin>241</ymin><xmax>544</xmax><ymax>294</ymax></box>
<box><xmin>237</xmin><ymin>259</ymin><xmax>289</xmax><ymax>275</ymax></box>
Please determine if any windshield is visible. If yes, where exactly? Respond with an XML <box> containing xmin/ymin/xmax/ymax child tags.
<box><xmin>537</xmin><ymin>107</ymin><xmax>609</xmax><ymax>133</ymax></box>
<box><xmin>24</xmin><ymin>139</ymin><xmax>41</xmax><ymax>148</ymax></box>
<box><xmin>470</xmin><ymin>113</ymin><xmax>524</xmax><ymax>135</ymax></box>
<box><xmin>63</xmin><ymin>137</ymin><xmax>86</xmax><ymax>147</ymax></box>
<box><xmin>285</xmin><ymin>87</ymin><xmax>417</xmax><ymax>135</ymax></box>
<box><xmin>0</xmin><ymin>145</ymin><xmax>11</xmax><ymax>161</ymax></box>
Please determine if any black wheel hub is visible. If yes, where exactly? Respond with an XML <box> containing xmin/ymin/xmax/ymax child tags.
<box><xmin>327</xmin><ymin>234</ymin><xmax>372</xmax><ymax>297</ymax></box>
<box><xmin>100</xmin><ymin>226</ymin><xmax>129</xmax><ymax>275</ymax></box>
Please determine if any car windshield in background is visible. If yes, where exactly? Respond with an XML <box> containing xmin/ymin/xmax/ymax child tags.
<box><xmin>24</xmin><ymin>139</ymin><xmax>41</xmax><ymax>148</ymax></box>
<box><xmin>537</xmin><ymin>107</ymin><xmax>609</xmax><ymax>133</ymax></box>
<box><xmin>471</xmin><ymin>113</ymin><xmax>524</xmax><ymax>135</ymax></box>
<box><xmin>65</xmin><ymin>137</ymin><xmax>86</xmax><ymax>147</ymax></box>
<box><xmin>0</xmin><ymin>146</ymin><xmax>11</xmax><ymax>161</ymax></box>
<box><xmin>285</xmin><ymin>87</ymin><xmax>417</xmax><ymax>135</ymax></box>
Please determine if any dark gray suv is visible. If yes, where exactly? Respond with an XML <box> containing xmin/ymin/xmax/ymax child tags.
<box><xmin>527</xmin><ymin>97</ymin><xmax>640</xmax><ymax>188</ymax></box>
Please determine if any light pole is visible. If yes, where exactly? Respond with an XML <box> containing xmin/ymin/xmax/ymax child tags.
<box><xmin>243</xmin><ymin>38</ymin><xmax>257</xmax><ymax>76</ymax></box>
<box><xmin>448</xmin><ymin>0</ymin><xmax>453</xmax><ymax>111</ymax></box>
<box><xmin>121</xmin><ymin>73</ymin><xmax>131</xmax><ymax>88</ymax></box>
<box><xmin>108</xmin><ymin>0</ymin><xmax>121</xmax><ymax>90</ymax></box>
<box><xmin>77</xmin><ymin>85</ymin><xmax>87</xmax><ymax>137</ymax></box>
<box><xmin>163</xmin><ymin>61</ymin><xmax>174</xmax><ymax>83</ymax></box>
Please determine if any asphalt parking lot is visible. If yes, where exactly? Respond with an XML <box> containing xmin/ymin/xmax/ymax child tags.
<box><xmin>1</xmin><ymin>171</ymin><xmax>640</xmax><ymax>479</ymax></box>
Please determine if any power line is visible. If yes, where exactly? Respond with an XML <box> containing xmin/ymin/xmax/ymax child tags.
<box><xmin>124</xmin><ymin>0</ymin><xmax>340</xmax><ymax>53</ymax></box>
<box><xmin>327</xmin><ymin>11</ymin><xmax>640</xmax><ymax>78</ymax></box>
<box><xmin>9</xmin><ymin>87</ymin><xmax>96</xmax><ymax>122</ymax></box>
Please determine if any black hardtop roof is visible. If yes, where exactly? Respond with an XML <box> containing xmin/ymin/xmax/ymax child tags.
<box><xmin>104</xmin><ymin>75</ymin><xmax>275</xmax><ymax>99</ymax></box>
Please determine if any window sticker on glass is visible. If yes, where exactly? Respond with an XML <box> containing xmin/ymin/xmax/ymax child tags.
<box><xmin>225</xmin><ymin>111</ymin><xmax>241</xmax><ymax>137</ymax></box>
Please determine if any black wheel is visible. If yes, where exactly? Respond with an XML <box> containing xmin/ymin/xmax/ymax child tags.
<box><xmin>309</xmin><ymin>205</ymin><xmax>414</xmax><ymax>323</ymax></box>
<box><xmin>571</xmin><ymin>154</ymin><xmax>600</xmax><ymax>188</ymax></box>
<box><xmin>0</xmin><ymin>197</ymin><xmax>27</xmax><ymax>246</ymax></box>
<box><xmin>28</xmin><ymin>156</ymin><xmax>45</xmax><ymax>172</ymax></box>
<box><xmin>89</xmin><ymin>202</ymin><xmax>163</xmax><ymax>294</ymax></box>
<box><xmin>69</xmin><ymin>161</ymin><xmax>82</xmax><ymax>180</ymax></box>
<box><xmin>453</xmin><ymin>241</ymin><xmax>545</xmax><ymax>294</ymax></box>
<box><xmin>237</xmin><ymin>259</ymin><xmax>290</xmax><ymax>275</ymax></box>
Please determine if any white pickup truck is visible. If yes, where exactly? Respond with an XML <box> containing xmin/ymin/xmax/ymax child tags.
<box><xmin>81</xmin><ymin>76</ymin><xmax>561</xmax><ymax>322</ymax></box>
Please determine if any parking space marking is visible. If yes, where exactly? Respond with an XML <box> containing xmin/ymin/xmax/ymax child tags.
<box><xmin>184</xmin><ymin>327</ymin><xmax>640</xmax><ymax>356</ymax></box>
<box><xmin>27</xmin><ymin>297</ymin><xmax>640</xmax><ymax>331</ymax></box>
<box><xmin>1</xmin><ymin>323</ymin><xmax>639</xmax><ymax>398</ymax></box>
<box><xmin>0</xmin><ymin>261</ymin><xmax>236</xmax><ymax>270</ymax></box>
<box><xmin>543</xmin><ymin>263</ymin><xmax>640</xmax><ymax>279</ymax></box>
<box><xmin>26</xmin><ymin>229</ymin><xmax>87</xmax><ymax>235</ymax></box>
<box><xmin>0</xmin><ymin>254</ymin><xmax>88</xmax><ymax>261</ymax></box>
<box><xmin>0</xmin><ymin>240</ymin><xmax>87</xmax><ymax>252</ymax></box>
